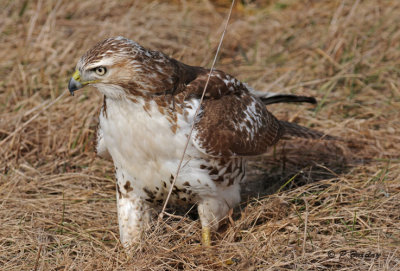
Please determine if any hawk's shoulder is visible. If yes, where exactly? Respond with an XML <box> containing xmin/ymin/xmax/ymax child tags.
<box><xmin>179</xmin><ymin>69</ymin><xmax>284</xmax><ymax>157</ymax></box>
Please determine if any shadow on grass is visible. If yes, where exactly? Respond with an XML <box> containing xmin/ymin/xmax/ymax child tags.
<box><xmin>241</xmin><ymin>137</ymin><xmax>367</xmax><ymax>201</ymax></box>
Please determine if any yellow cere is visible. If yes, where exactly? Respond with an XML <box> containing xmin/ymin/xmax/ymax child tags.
<box><xmin>72</xmin><ymin>70</ymin><xmax>80</xmax><ymax>81</ymax></box>
<box><xmin>71</xmin><ymin>70</ymin><xmax>99</xmax><ymax>85</ymax></box>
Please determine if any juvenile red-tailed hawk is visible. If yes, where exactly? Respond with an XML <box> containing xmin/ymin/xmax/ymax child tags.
<box><xmin>68</xmin><ymin>36</ymin><xmax>328</xmax><ymax>247</ymax></box>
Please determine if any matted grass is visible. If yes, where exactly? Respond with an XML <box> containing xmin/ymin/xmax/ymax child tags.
<box><xmin>1</xmin><ymin>0</ymin><xmax>399</xmax><ymax>270</ymax></box>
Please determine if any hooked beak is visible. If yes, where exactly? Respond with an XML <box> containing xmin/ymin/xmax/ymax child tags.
<box><xmin>68</xmin><ymin>70</ymin><xmax>82</xmax><ymax>96</ymax></box>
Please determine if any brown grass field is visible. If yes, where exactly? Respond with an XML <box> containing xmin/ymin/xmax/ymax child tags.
<box><xmin>1</xmin><ymin>0</ymin><xmax>400</xmax><ymax>270</ymax></box>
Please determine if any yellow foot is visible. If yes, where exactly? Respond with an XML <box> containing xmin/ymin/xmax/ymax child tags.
<box><xmin>202</xmin><ymin>226</ymin><xmax>211</xmax><ymax>247</ymax></box>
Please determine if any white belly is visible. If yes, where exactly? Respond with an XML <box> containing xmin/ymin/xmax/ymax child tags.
<box><xmin>99</xmin><ymin>97</ymin><xmax>217</xmax><ymax>201</ymax></box>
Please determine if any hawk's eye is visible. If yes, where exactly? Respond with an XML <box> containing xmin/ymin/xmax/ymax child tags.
<box><xmin>94</xmin><ymin>66</ymin><xmax>107</xmax><ymax>76</ymax></box>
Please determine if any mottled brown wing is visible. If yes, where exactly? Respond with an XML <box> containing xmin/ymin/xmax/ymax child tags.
<box><xmin>187</xmin><ymin>72</ymin><xmax>284</xmax><ymax>157</ymax></box>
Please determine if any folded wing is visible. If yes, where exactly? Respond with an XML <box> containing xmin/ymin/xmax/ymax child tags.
<box><xmin>185</xmin><ymin>71</ymin><xmax>284</xmax><ymax>157</ymax></box>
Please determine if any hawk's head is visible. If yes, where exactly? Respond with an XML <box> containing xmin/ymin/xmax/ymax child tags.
<box><xmin>68</xmin><ymin>36</ymin><xmax>173</xmax><ymax>99</ymax></box>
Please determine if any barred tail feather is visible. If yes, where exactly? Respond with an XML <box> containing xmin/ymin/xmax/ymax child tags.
<box><xmin>279</xmin><ymin>121</ymin><xmax>336</xmax><ymax>140</ymax></box>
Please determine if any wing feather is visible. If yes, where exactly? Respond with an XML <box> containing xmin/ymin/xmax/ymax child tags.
<box><xmin>185</xmin><ymin>71</ymin><xmax>284</xmax><ymax>157</ymax></box>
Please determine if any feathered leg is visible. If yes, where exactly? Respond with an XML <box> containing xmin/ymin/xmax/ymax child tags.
<box><xmin>197</xmin><ymin>198</ymin><xmax>230</xmax><ymax>246</ymax></box>
<box><xmin>117</xmin><ymin>192</ymin><xmax>150</xmax><ymax>247</ymax></box>
<box><xmin>197</xmin><ymin>184</ymin><xmax>240</xmax><ymax>246</ymax></box>
<box><xmin>114</xmin><ymin>168</ymin><xmax>151</xmax><ymax>247</ymax></box>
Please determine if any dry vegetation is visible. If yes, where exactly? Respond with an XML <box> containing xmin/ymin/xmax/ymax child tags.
<box><xmin>1</xmin><ymin>0</ymin><xmax>400</xmax><ymax>270</ymax></box>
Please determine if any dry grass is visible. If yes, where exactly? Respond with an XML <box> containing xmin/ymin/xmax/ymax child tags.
<box><xmin>1</xmin><ymin>0</ymin><xmax>400</xmax><ymax>270</ymax></box>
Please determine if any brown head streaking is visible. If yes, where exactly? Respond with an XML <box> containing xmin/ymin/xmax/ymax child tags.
<box><xmin>68</xmin><ymin>36</ymin><xmax>331</xmax><ymax>247</ymax></box>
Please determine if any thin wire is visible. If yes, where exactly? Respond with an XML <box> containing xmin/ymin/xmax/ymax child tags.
<box><xmin>159</xmin><ymin>0</ymin><xmax>236</xmax><ymax>218</ymax></box>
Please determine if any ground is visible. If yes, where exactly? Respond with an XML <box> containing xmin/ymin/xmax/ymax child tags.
<box><xmin>0</xmin><ymin>0</ymin><xmax>399</xmax><ymax>270</ymax></box>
